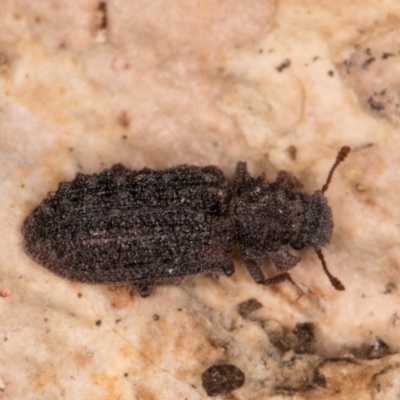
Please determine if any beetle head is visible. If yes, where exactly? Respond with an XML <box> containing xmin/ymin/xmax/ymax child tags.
<box><xmin>290</xmin><ymin>190</ymin><xmax>333</xmax><ymax>251</ymax></box>
<box><xmin>294</xmin><ymin>146</ymin><xmax>350</xmax><ymax>291</ymax></box>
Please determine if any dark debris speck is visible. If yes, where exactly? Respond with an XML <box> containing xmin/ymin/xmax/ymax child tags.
<box><xmin>384</xmin><ymin>282</ymin><xmax>397</xmax><ymax>294</ymax></box>
<box><xmin>267</xmin><ymin>322</ymin><xmax>316</xmax><ymax>354</ymax></box>
<box><xmin>313</xmin><ymin>370</ymin><xmax>326</xmax><ymax>387</ymax></box>
<box><xmin>293</xmin><ymin>322</ymin><xmax>315</xmax><ymax>354</ymax></box>
<box><xmin>287</xmin><ymin>145</ymin><xmax>297</xmax><ymax>161</ymax></box>
<box><xmin>276</xmin><ymin>59</ymin><xmax>291</xmax><ymax>72</ymax></box>
<box><xmin>367</xmin><ymin>97</ymin><xmax>385</xmax><ymax>111</ymax></box>
<box><xmin>237</xmin><ymin>298</ymin><xmax>262</xmax><ymax>318</ymax></box>
<box><xmin>201</xmin><ymin>364</ymin><xmax>245</xmax><ymax>397</ymax></box>
<box><xmin>97</xmin><ymin>1</ymin><xmax>107</xmax><ymax>30</ymax></box>
<box><xmin>362</xmin><ymin>57</ymin><xmax>375</xmax><ymax>69</ymax></box>
<box><xmin>118</xmin><ymin>111</ymin><xmax>130</xmax><ymax>128</ymax></box>
<box><xmin>381</xmin><ymin>52</ymin><xmax>394</xmax><ymax>59</ymax></box>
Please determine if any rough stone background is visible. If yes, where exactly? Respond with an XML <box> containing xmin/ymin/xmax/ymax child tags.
<box><xmin>1</xmin><ymin>1</ymin><xmax>400</xmax><ymax>399</ymax></box>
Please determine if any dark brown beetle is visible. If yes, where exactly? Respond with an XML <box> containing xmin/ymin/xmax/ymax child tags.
<box><xmin>22</xmin><ymin>147</ymin><xmax>350</xmax><ymax>296</ymax></box>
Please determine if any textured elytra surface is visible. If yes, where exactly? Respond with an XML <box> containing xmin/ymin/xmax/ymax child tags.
<box><xmin>23</xmin><ymin>159</ymin><xmax>335</xmax><ymax>296</ymax></box>
<box><xmin>23</xmin><ymin>164</ymin><xmax>235</xmax><ymax>296</ymax></box>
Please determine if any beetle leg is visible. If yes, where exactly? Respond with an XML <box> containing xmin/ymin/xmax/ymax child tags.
<box><xmin>260</xmin><ymin>273</ymin><xmax>303</xmax><ymax>299</ymax></box>
<box><xmin>242</xmin><ymin>258</ymin><xmax>303</xmax><ymax>299</ymax></box>
<box><xmin>135</xmin><ymin>280</ymin><xmax>154</xmax><ymax>297</ymax></box>
<box><xmin>233</xmin><ymin>161</ymin><xmax>251</xmax><ymax>190</ymax></box>
<box><xmin>242</xmin><ymin>258</ymin><xmax>266</xmax><ymax>283</ymax></box>
<box><xmin>222</xmin><ymin>260</ymin><xmax>235</xmax><ymax>276</ymax></box>
<box><xmin>268</xmin><ymin>247</ymin><xmax>301</xmax><ymax>272</ymax></box>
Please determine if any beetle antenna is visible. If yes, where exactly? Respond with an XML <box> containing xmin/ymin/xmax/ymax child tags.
<box><xmin>315</xmin><ymin>248</ymin><xmax>345</xmax><ymax>290</ymax></box>
<box><xmin>321</xmin><ymin>146</ymin><xmax>351</xmax><ymax>193</ymax></box>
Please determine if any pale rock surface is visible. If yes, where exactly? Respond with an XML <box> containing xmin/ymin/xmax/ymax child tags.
<box><xmin>1</xmin><ymin>1</ymin><xmax>400</xmax><ymax>399</ymax></box>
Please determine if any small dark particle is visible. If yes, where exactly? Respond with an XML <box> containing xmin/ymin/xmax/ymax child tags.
<box><xmin>237</xmin><ymin>298</ymin><xmax>262</xmax><ymax>318</ymax></box>
<box><xmin>355</xmin><ymin>182</ymin><xmax>367</xmax><ymax>192</ymax></box>
<box><xmin>97</xmin><ymin>2</ymin><xmax>107</xmax><ymax>30</ymax></box>
<box><xmin>152</xmin><ymin>314</ymin><xmax>160</xmax><ymax>321</ymax></box>
<box><xmin>94</xmin><ymin>2</ymin><xmax>107</xmax><ymax>43</ymax></box>
<box><xmin>122</xmin><ymin>135</ymin><xmax>127</xmax><ymax>140</ymax></box>
<box><xmin>384</xmin><ymin>282</ymin><xmax>397</xmax><ymax>294</ymax></box>
<box><xmin>276</xmin><ymin>59</ymin><xmax>291</xmax><ymax>72</ymax></box>
<box><xmin>201</xmin><ymin>364</ymin><xmax>245</xmax><ymax>397</ymax></box>
<box><xmin>381</xmin><ymin>52</ymin><xmax>394</xmax><ymax>59</ymax></box>
<box><xmin>95</xmin><ymin>319</ymin><xmax>102</xmax><ymax>326</ymax></box>
<box><xmin>362</xmin><ymin>57</ymin><xmax>375</xmax><ymax>69</ymax></box>
<box><xmin>115</xmin><ymin>319</ymin><xmax>121</xmax><ymax>324</ymax></box>
<box><xmin>124</xmin><ymin>372</ymin><xmax>129</xmax><ymax>377</ymax></box>
<box><xmin>327</xmin><ymin>70</ymin><xmax>334</xmax><ymax>77</ymax></box>
<box><xmin>286</xmin><ymin>145</ymin><xmax>297</xmax><ymax>161</ymax></box>
<box><xmin>266</xmin><ymin>322</ymin><xmax>316</xmax><ymax>354</ymax></box>
<box><xmin>118</xmin><ymin>111</ymin><xmax>130</xmax><ymax>128</ymax></box>
<box><xmin>266</xmin><ymin>327</ymin><xmax>291</xmax><ymax>353</ymax></box>
<box><xmin>292</xmin><ymin>322</ymin><xmax>315</xmax><ymax>354</ymax></box>
<box><xmin>313</xmin><ymin>370</ymin><xmax>326</xmax><ymax>387</ymax></box>
<box><xmin>77</xmin><ymin>292</ymin><xmax>82</xmax><ymax>298</ymax></box>
<box><xmin>367</xmin><ymin>97</ymin><xmax>385</xmax><ymax>111</ymax></box>
<box><xmin>293</xmin><ymin>322</ymin><xmax>314</xmax><ymax>342</ymax></box>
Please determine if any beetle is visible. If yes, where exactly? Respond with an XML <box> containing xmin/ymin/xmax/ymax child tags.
<box><xmin>22</xmin><ymin>146</ymin><xmax>350</xmax><ymax>296</ymax></box>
